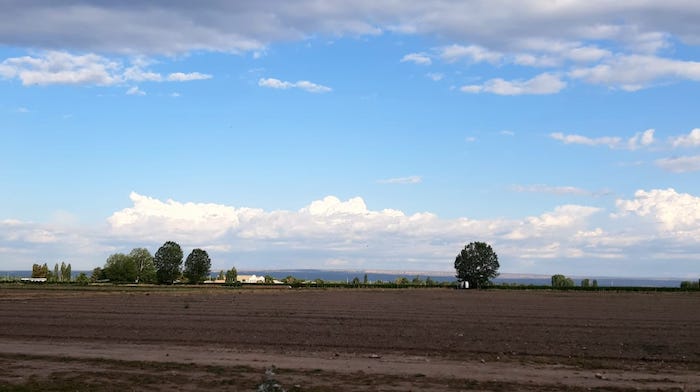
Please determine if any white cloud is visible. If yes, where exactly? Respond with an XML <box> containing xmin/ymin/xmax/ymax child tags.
<box><xmin>258</xmin><ymin>77</ymin><xmax>332</xmax><ymax>93</ymax></box>
<box><xmin>377</xmin><ymin>176</ymin><xmax>422</xmax><ymax>184</ymax></box>
<box><xmin>0</xmin><ymin>51</ymin><xmax>121</xmax><ymax>86</ymax></box>
<box><xmin>615</xmin><ymin>188</ymin><xmax>700</xmax><ymax>233</ymax></box>
<box><xmin>0</xmin><ymin>51</ymin><xmax>212</xmax><ymax>87</ymax></box>
<box><xmin>655</xmin><ymin>155</ymin><xmax>700</xmax><ymax>173</ymax></box>
<box><xmin>670</xmin><ymin>128</ymin><xmax>700</xmax><ymax>148</ymax></box>
<box><xmin>505</xmin><ymin>205</ymin><xmax>601</xmax><ymax>240</ymax></box>
<box><xmin>499</xmin><ymin>130</ymin><xmax>515</xmax><ymax>136</ymax></box>
<box><xmin>167</xmin><ymin>72</ymin><xmax>212</xmax><ymax>81</ymax></box>
<box><xmin>3</xmin><ymin>190</ymin><xmax>700</xmax><ymax>276</ymax></box>
<box><xmin>550</xmin><ymin>132</ymin><xmax>621</xmax><ymax>147</ymax></box>
<box><xmin>126</xmin><ymin>86</ymin><xmax>145</xmax><ymax>96</ymax></box>
<box><xmin>551</xmin><ymin>129</ymin><xmax>655</xmax><ymax>150</ymax></box>
<box><xmin>627</xmin><ymin>129</ymin><xmax>655</xmax><ymax>150</ymax></box>
<box><xmin>512</xmin><ymin>184</ymin><xmax>591</xmax><ymax>196</ymax></box>
<box><xmin>15</xmin><ymin>107</ymin><xmax>30</xmax><ymax>113</ymax></box>
<box><xmin>439</xmin><ymin>44</ymin><xmax>502</xmax><ymax>64</ymax></box>
<box><xmin>512</xmin><ymin>44</ymin><xmax>610</xmax><ymax>67</ymax></box>
<box><xmin>400</xmin><ymin>52</ymin><xmax>432</xmax><ymax>65</ymax></box>
<box><xmin>570</xmin><ymin>55</ymin><xmax>700</xmax><ymax>91</ymax></box>
<box><xmin>462</xmin><ymin>73</ymin><xmax>566</xmax><ymax>95</ymax></box>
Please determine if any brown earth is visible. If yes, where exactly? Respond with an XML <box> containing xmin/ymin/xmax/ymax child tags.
<box><xmin>0</xmin><ymin>286</ymin><xmax>698</xmax><ymax>391</ymax></box>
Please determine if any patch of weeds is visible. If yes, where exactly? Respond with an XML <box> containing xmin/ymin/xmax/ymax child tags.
<box><xmin>258</xmin><ymin>366</ymin><xmax>285</xmax><ymax>392</ymax></box>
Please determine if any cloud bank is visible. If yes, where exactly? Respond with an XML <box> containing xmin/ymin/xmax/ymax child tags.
<box><xmin>2</xmin><ymin>190</ymin><xmax>698</xmax><ymax>277</ymax></box>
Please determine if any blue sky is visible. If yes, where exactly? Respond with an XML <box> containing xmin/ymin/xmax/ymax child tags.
<box><xmin>1</xmin><ymin>1</ymin><xmax>699</xmax><ymax>277</ymax></box>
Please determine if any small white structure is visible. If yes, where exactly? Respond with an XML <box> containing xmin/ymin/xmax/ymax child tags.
<box><xmin>203</xmin><ymin>279</ymin><xmax>226</xmax><ymax>284</ymax></box>
<box><xmin>21</xmin><ymin>277</ymin><xmax>47</xmax><ymax>283</ymax></box>
<box><xmin>458</xmin><ymin>280</ymin><xmax>470</xmax><ymax>289</ymax></box>
<box><xmin>238</xmin><ymin>274</ymin><xmax>265</xmax><ymax>284</ymax></box>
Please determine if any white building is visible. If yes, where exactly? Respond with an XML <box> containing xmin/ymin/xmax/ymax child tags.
<box><xmin>237</xmin><ymin>274</ymin><xmax>265</xmax><ymax>284</ymax></box>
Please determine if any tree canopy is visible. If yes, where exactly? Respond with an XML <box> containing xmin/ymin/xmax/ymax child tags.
<box><xmin>183</xmin><ymin>248</ymin><xmax>211</xmax><ymax>284</ymax></box>
<box><xmin>454</xmin><ymin>241</ymin><xmax>500</xmax><ymax>288</ymax></box>
<box><xmin>154</xmin><ymin>241</ymin><xmax>183</xmax><ymax>284</ymax></box>
<box><xmin>130</xmin><ymin>247</ymin><xmax>156</xmax><ymax>284</ymax></box>
<box><xmin>551</xmin><ymin>274</ymin><xmax>575</xmax><ymax>288</ymax></box>
<box><xmin>225</xmin><ymin>267</ymin><xmax>237</xmax><ymax>284</ymax></box>
<box><xmin>103</xmin><ymin>253</ymin><xmax>137</xmax><ymax>283</ymax></box>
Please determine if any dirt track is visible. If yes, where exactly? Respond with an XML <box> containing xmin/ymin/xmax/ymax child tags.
<box><xmin>1</xmin><ymin>287</ymin><xmax>698</xmax><ymax>391</ymax></box>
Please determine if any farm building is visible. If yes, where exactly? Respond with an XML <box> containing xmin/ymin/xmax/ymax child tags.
<box><xmin>237</xmin><ymin>274</ymin><xmax>265</xmax><ymax>284</ymax></box>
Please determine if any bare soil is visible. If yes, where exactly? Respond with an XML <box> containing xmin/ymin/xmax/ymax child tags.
<box><xmin>0</xmin><ymin>286</ymin><xmax>698</xmax><ymax>391</ymax></box>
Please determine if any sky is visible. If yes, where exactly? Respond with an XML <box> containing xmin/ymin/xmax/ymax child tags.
<box><xmin>1</xmin><ymin>1</ymin><xmax>699</xmax><ymax>278</ymax></box>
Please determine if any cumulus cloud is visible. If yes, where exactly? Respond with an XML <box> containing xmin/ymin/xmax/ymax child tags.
<box><xmin>627</xmin><ymin>129</ymin><xmax>655</xmax><ymax>150</ymax></box>
<box><xmin>655</xmin><ymin>155</ymin><xmax>700</xmax><ymax>173</ymax></box>
<box><xmin>377</xmin><ymin>176</ymin><xmax>422</xmax><ymax>184</ymax></box>
<box><xmin>105</xmin><ymin>192</ymin><xmax>610</xmax><ymax>268</ymax></box>
<box><xmin>3</xmin><ymin>190</ymin><xmax>700</xmax><ymax>275</ymax></box>
<box><xmin>670</xmin><ymin>128</ymin><xmax>700</xmax><ymax>148</ymax></box>
<box><xmin>461</xmin><ymin>73</ymin><xmax>566</xmax><ymax>95</ymax></box>
<box><xmin>615</xmin><ymin>188</ymin><xmax>700</xmax><ymax>233</ymax></box>
<box><xmin>550</xmin><ymin>129</ymin><xmax>655</xmax><ymax>150</ymax></box>
<box><xmin>400</xmin><ymin>53</ymin><xmax>432</xmax><ymax>65</ymax></box>
<box><xmin>0</xmin><ymin>51</ymin><xmax>121</xmax><ymax>86</ymax></box>
<box><xmin>0</xmin><ymin>51</ymin><xmax>212</xmax><ymax>86</ymax></box>
<box><xmin>258</xmin><ymin>77</ymin><xmax>332</xmax><ymax>93</ymax></box>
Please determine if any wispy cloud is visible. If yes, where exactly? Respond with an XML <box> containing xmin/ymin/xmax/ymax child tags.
<box><xmin>126</xmin><ymin>86</ymin><xmax>145</xmax><ymax>96</ymax></box>
<box><xmin>439</xmin><ymin>44</ymin><xmax>502</xmax><ymax>64</ymax></box>
<box><xmin>655</xmin><ymin>155</ymin><xmax>700</xmax><ymax>173</ymax></box>
<box><xmin>400</xmin><ymin>53</ymin><xmax>432</xmax><ymax>65</ymax></box>
<box><xmin>570</xmin><ymin>55</ymin><xmax>700</xmax><ymax>91</ymax></box>
<box><xmin>461</xmin><ymin>73</ymin><xmax>566</xmax><ymax>95</ymax></box>
<box><xmin>258</xmin><ymin>77</ymin><xmax>332</xmax><ymax>93</ymax></box>
<box><xmin>426</xmin><ymin>72</ymin><xmax>443</xmax><ymax>81</ymax></box>
<box><xmin>377</xmin><ymin>176</ymin><xmax>422</xmax><ymax>184</ymax></box>
<box><xmin>550</xmin><ymin>129</ymin><xmax>654</xmax><ymax>150</ymax></box>
<box><xmin>511</xmin><ymin>184</ymin><xmax>611</xmax><ymax>197</ymax></box>
<box><xmin>167</xmin><ymin>72</ymin><xmax>212</xmax><ymax>82</ymax></box>
<box><xmin>512</xmin><ymin>184</ymin><xmax>591</xmax><ymax>196</ymax></box>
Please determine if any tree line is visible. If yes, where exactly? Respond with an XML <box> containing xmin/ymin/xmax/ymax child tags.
<box><xmin>31</xmin><ymin>261</ymin><xmax>82</xmax><ymax>282</ymax></box>
<box><xmin>91</xmin><ymin>240</ymin><xmax>237</xmax><ymax>285</ymax></box>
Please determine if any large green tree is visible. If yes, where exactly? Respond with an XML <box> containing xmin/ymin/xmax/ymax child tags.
<box><xmin>130</xmin><ymin>248</ymin><xmax>156</xmax><ymax>284</ymax></box>
<box><xmin>154</xmin><ymin>241</ymin><xmax>183</xmax><ymax>284</ymax></box>
<box><xmin>454</xmin><ymin>241</ymin><xmax>500</xmax><ymax>288</ymax></box>
<box><xmin>103</xmin><ymin>253</ymin><xmax>137</xmax><ymax>283</ymax></box>
<box><xmin>551</xmin><ymin>274</ymin><xmax>574</xmax><ymax>288</ymax></box>
<box><xmin>183</xmin><ymin>248</ymin><xmax>211</xmax><ymax>284</ymax></box>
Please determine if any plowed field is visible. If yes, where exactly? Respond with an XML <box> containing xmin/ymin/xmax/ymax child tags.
<box><xmin>1</xmin><ymin>287</ymin><xmax>698</xmax><ymax>391</ymax></box>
